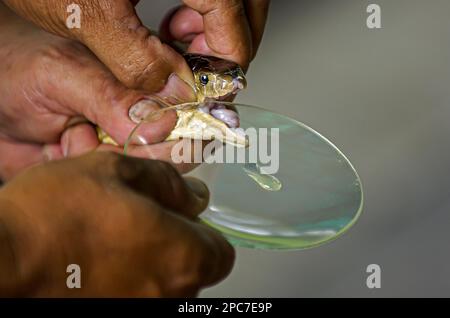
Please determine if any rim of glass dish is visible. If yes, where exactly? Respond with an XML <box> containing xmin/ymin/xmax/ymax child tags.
<box><xmin>123</xmin><ymin>101</ymin><xmax>364</xmax><ymax>250</ymax></box>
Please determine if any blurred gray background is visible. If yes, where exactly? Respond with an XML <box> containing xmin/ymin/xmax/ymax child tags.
<box><xmin>137</xmin><ymin>0</ymin><xmax>450</xmax><ymax>297</ymax></box>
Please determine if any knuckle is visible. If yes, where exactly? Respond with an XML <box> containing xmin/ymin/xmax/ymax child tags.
<box><xmin>123</xmin><ymin>40</ymin><xmax>170</xmax><ymax>90</ymax></box>
<box><xmin>118</xmin><ymin>58</ymin><xmax>157</xmax><ymax>90</ymax></box>
<box><xmin>31</xmin><ymin>41</ymin><xmax>86</xmax><ymax>82</ymax></box>
<box><xmin>133</xmin><ymin>61</ymin><xmax>162</xmax><ymax>89</ymax></box>
<box><xmin>29</xmin><ymin>45</ymin><xmax>63</xmax><ymax>76</ymax></box>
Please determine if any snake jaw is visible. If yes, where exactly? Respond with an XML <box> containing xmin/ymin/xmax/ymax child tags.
<box><xmin>166</xmin><ymin>107</ymin><xmax>248</xmax><ymax>148</ymax></box>
<box><xmin>166</xmin><ymin>58</ymin><xmax>248</xmax><ymax>147</ymax></box>
<box><xmin>233</xmin><ymin>75</ymin><xmax>247</xmax><ymax>92</ymax></box>
<box><xmin>97</xmin><ymin>54</ymin><xmax>248</xmax><ymax>148</ymax></box>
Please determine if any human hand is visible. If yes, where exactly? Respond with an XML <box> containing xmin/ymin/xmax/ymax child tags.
<box><xmin>0</xmin><ymin>4</ymin><xmax>196</xmax><ymax>181</ymax></box>
<box><xmin>160</xmin><ymin>0</ymin><xmax>270</xmax><ymax>70</ymax></box>
<box><xmin>3</xmin><ymin>0</ymin><xmax>195</xmax><ymax>92</ymax></box>
<box><xmin>0</xmin><ymin>152</ymin><xmax>234</xmax><ymax>297</ymax></box>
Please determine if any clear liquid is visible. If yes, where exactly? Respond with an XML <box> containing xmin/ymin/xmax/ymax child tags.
<box><xmin>124</xmin><ymin>102</ymin><xmax>363</xmax><ymax>250</ymax></box>
<box><xmin>243</xmin><ymin>163</ymin><xmax>282</xmax><ymax>192</ymax></box>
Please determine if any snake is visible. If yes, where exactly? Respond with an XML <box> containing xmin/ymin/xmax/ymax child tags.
<box><xmin>97</xmin><ymin>53</ymin><xmax>247</xmax><ymax>146</ymax></box>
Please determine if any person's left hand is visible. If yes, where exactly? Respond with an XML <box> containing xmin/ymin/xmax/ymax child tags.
<box><xmin>0</xmin><ymin>5</ymin><xmax>196</xmax><ymax>181</ymax></box>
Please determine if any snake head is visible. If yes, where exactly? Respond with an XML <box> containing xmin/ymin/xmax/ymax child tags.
<box><xmin>184</xmin><ymin>54</ymin><xmax>247</xmax><ymax>102</ymax></box>
<box><xmin>164</xmin><ymin>54</ymin><xmax>249</xmax><ymax>148</ymax></box>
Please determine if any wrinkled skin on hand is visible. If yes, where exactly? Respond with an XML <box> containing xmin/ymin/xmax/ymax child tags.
<box><xmin>0</xmin><ymin>1</ymin><xmax>270</xmax><ymax>181</ymax></box>
<box><xmin>4</xmin><ymin>0</ymin><xmax>270</xmax><ymax>79</ymax></box>
<box><xmin>0</xmin><ymin>3</ymin><xmax>196</xmax><ymax>181</ymax></box>
<box><xmin>3</xmin><ymin>0</ymin><xmax>195</xmax><ymax>92</ymax></box>
<box><xmin>161</xmin><ymin>0</ymin><xmax>270</xmax><ymax>70</ymax></box>
<box><xmin>0</xmin><ymin>152</ymin><xmax>234</xmax><ymax>297</ymax></box>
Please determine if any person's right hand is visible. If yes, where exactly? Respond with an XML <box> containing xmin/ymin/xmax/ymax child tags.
<box><xmin>0</xmin><ymin>152</ymin><xmax>234</xmax><ymax>297</ymax></box>
<box><xmin>160</xmin><ymin>0</ymin><xmax>270</xmax><ymax>70</ymax></box>
<box><xmin>3</xmin><ymin>0</ymin><xmax>195</xmax><ymax>92</ymax></box>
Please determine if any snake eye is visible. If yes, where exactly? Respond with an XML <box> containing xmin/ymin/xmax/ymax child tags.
<box><xmin>199</xmin><ymin>74</ymin><xmax>209</xmax><ymax>85</ymax></box>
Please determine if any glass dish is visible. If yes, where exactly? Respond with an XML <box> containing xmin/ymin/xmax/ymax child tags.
<box><xmin>125</xmin><ymin>101</ymin><xmax>363</xmax><ymax>250</ymax></box>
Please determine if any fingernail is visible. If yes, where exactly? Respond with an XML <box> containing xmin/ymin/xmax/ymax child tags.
<box><xmin>43</xmin><ymin>144</ymin><xmax>63</xmax><ymax>162</ymax></box>
<box><xmin>43</xmin><ymin>145</ymin><xmax>53</xmax><ymax>162</ymax></box>
<box><xmin>128</xmin><ymin>99</ymin><xmax>164</xmax><ymax>124</ymax></box>
<box><xmin>185</xmin><ymin>177</ymin><xmax>209</xmax><ymax>200</ymax></box>
<box><xmin>62</xmin><ymin>131</ymin><xmax>70</xmax><ymax>157</ymax></box>
<box><xmin>157</xmin><ymin>73</ymin><xmax>196</xmax><ymax>105</ymax></box>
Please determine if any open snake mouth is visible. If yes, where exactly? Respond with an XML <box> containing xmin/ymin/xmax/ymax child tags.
<box><xmin>201</xmin><ymin>75</ymin><xmax>246</xmax><ymax>129</ymax></box>
<box><xmin>98</xmin><ymin>54</ymin><xmax>248</xmax><ymax>147</ymax></box>
<box><xmin>198</xmin><ymin>101</ymin><xmax>240</xmax><ymax>129</ymax></box>
<box><xmin>233</xmin><ymin>75</ymin><xmax>247</xmax><ymax>91</ymax></box>
<box><xmin>215</xmin><ymin>76</ymin><xmax>247</xmax><ymax>101</ymax></box>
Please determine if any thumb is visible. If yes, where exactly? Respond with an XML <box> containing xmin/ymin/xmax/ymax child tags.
<box><xmin>76</xmin><ymin>0</ymin><xmax>195</xmax><ymax>92</ymax></box>
<box><xmin>68</xmin><ymin>77</ymin><xmax>180</xmax><ymax>146</ymax></box>
<box><xmin>42</xmin><ymin>42</ymin><xmax>194</xmax><ymax>146</ymax></box>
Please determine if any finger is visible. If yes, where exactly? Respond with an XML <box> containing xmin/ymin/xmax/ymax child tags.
<box><xmin>4</xmin><ymin>0</ymin><xmax>196</xmax><ymax>93</ymax></box>
<box><xmin>109</xmin><ymin>154</ymin><xmax>209</xmax><ymax>218</ymax></box>
<box><xmin>182</xmin><ymin>0</ymin><xmax>253</xmax><ymax>69</ymax></box>
<box><xmin>0</xmin><ymin>138</ymin><xmax>63</xmax><ymax>181</ymax></box>
<box><xmin>43</xmin><ymin>144</ymin><xmax>64</xmax><ymax>162</ymax></box>
<box><xmin>133</xmin><ymin>205</ymin><xmax>234</xmax><ymax>296</ymax></box>
<box><xmin>159</xmin><ymin>5</ymin><xmax>185</xmax><ymax>43</ymax></box>
<box><xmin>160</xmin><ymin>214</ymin><xmax>236</xmax><ymax>295</ymax></box>
<box><xmin>75</xmin><ymin>0</ymin><xmax>195</xmax><ymax>93</ymax></box>
<box><xmin>37</xmin><ymin>42</ymin><xmax>184</xmax><ymax>146</ymax></box>
<box><xmin>100</xmin><ymin>138</ymin><xmax>204</xmax><ymax>174</ymax></box>
<box><xmin>124</xmin><ymin>139</ymin><xmax>207</xmax><ymax>174</ymax></box>
<box><xmin>244</xmin><ymin>0</ymin><xmax>270</xmax><ymax>58</ymax></box>
<box><xmin>60</xmin><ymin>123</ymin><xmax>99</xmax><ymax>158</ymax></box>
<box><xmin>161</xmin><ymin>6</ymin><xmax>203</xmax><ymax>44</ymax></box>
<box><xmin>192</xmin><ymin>222</ymin><xmax>235</xmax><ymax>288</ymax></box>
